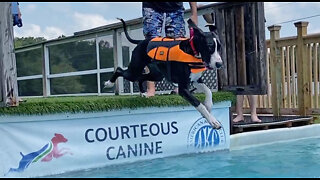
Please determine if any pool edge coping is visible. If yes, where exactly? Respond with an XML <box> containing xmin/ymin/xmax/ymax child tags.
<box><xmin>230</xmin><ymin>124</ymin><xmax>320</xmax><ymax>151</ymax></box>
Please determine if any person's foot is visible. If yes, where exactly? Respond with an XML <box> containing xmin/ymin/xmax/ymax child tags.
<box><xmin>251</xmin><ymin>115</ymin><xmax>262</xmax><ymax>123</ymax></box>
<box><xmin>233</xmin><ymin>115</ymin><xmax>244</xmax><ymax>123</ymax></box>
<box><xmin>146</xmin><ymin>92</ymin><xmax>155</xmax><ymax>97</ymax></box>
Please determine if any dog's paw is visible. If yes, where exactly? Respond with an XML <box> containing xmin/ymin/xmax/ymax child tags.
<box><xmin>210</xmin><ymin>115</ymin><xmax>221</xmax><ymax>129</ymax></box>
<box><xmin>206</xmin><ymin>117</ymin><xmax>221</xmax><ymax>129</ymax></box>
<box><xmin>211</xmin><ymin>120</ymin><xmax>221</xmax><ymax>129</ymax></box>
<box><xmin>103</xmin><ymin>80</ymin><xmax>114</xmax><ymax>88</ymax></box>
<box><xmin>140</xmin><ymin>92</ymin><xmax>148</xmax><ymax>98</ymax></box>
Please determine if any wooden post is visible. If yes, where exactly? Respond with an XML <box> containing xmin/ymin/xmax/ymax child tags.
<box><xmin>0</xmin><ymin>2</ymin><xmax>19</xmax><ymax>107</ymax></box>
<box><xmin>255</xmin><ymin>2</ymin><xmax>267</xmax><ymax>95</ymax></box>
<box><xmin>314</xmin><ymin>43</ymin><xmax>319</xmax><ymax>108</ymax></box>
<box><xmin>244</xmin><ymin>3</ymin><xmax>257</xmax><ymax>86</ymax></box>
<box><xmin>268</xmin><ymin>25</ymin><xmax>282</xmax><ymax>116</ymax></box>
<box><xmin>225</xmin><ymin>8</ymin><xmax>237</xmax><ymax>86</ymax></box>
<box><xmin>235</xmin><ymin>6</ymin><xmax>246</xmax><ymax>86</ymax></box>
<box><xmin>216</xmin><ymin>8</ymin><xmax>228</xmax><ymax>90</ymax></box>
<box><xmin>295</xmin><ymin>21</ymin><xmax>310</xmax><ymax>116</ymax></box>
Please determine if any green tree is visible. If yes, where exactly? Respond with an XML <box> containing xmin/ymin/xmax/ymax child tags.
<box><xmin>14</xmin><ymin>36</ymin><xmax>91</xmax><ymax>96</ymax></box>
<box><xmin>14</xmin><ymin>37</ymin><xmax>46</xmax><ymax>48</ymax></box>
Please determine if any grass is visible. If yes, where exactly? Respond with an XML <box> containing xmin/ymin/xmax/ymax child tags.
<box><xmin>313</xmin><ymin>115</ymin><xmax>320</xmax><ymax>124</ymax></box>
<box><xmin>0</xmin><ymin>91</ymin><xmax>236</xmax><ymax>116</ymax></box>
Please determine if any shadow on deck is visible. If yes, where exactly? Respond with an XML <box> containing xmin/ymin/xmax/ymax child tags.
<box><xmin>231</xmin><ymin>114</ymin><xmax>314</xmax><ymax>134</ymax></box>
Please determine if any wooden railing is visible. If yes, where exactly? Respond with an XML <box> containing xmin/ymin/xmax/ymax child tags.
<box><xmin>243</xmin><ymin>21</ymin><xmax>320</xmax><ymax>115</ymax></box>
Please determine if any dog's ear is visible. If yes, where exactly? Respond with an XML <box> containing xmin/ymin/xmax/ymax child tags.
<box><xmin>187</xmin><ymin>19</ymin><xmax>204</xmax><ymax>34</ymax></box>
<box><xmin>202</xmin><ymin>13</ymin><xmax>214</xmax><ymax>24</ymax></box>
<box><xmin>205</xmin><ymin>24</ymin><xmax>217</xmax><ymax>33</ymax></box>
<box><xmin>203</xmin><ymin>12</ymin><xmax>218</xmax><ymax>33</ymax></box>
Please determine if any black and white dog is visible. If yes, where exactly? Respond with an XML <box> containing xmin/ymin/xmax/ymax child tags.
<box><xmin>104</xmin><ymin>18</ymin><xmax>223</xmax><ymax>129</ymax></box>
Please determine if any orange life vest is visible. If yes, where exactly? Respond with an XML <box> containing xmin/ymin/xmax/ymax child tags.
<box><xmin>147</xmin><ymin>37</ymin><xmax>206</xmax><ymax>73</ymax></box>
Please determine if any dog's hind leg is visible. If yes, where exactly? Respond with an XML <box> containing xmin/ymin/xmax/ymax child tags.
<box><xmin>138</xmin><ymin>80</ymin><xmax>148</xmax><ymax>97</ymax></box>
<box><xmin>178</xmin><ymin>83</ymin><xmax>221</xmax><ymax>129</ymax></box>
<box><xmin>105</xmin><ymin>39</ymin><xmax>151</xmax><ymax>90</ymax></box>
<box><xmin>104</xmin><ymin>67</ymin><xmax>124</xmax><ymax>88</ymax></box>
<box><xmin>137</xmin><ymin>63</ymin><xmax>164</xmax><ymax>97</ymax></box>
<box><xmin>105</xmin><ymin>67</ymin><xmax>149</xmax><ymax>90</ymax></box>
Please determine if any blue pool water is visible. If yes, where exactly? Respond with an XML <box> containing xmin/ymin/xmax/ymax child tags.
<box><xmin>46</xmin><ymin>137</ymin><xmax>320</xmax><ymax>178</ymax></box>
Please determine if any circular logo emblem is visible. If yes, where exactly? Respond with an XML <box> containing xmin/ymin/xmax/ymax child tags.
<box><xmin>187</xmin><ymin>117</ymin><xmax>226</xmax><ymax>149</ymax></box>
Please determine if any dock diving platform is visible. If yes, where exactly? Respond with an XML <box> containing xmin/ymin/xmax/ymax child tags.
<box><xmin>232</xmin><ymin>115</ymin><xmax>314</xmax><ymax>134</ymax></box>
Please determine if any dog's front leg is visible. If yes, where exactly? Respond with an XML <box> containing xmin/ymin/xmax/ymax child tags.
<box><xmin>192</xmin><ymin>80</ymin><xmax>213</xmax><ymax>113</ymax></box>
<box><xmin>178</xmin><ymin>85</ymin><xmax>221</xmax><ymax>129</ymax></box>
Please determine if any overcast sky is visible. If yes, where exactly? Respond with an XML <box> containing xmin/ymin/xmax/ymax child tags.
<box><xmin>12</xmin><ymin>2</ymin><xmax>320</xmax><ymax>40</ymax></box>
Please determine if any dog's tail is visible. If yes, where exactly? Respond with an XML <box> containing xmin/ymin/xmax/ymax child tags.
<box><xmin>117</xmin><ymin>18</ymin><xmax>142</xmax><ymax>44</ymax></box>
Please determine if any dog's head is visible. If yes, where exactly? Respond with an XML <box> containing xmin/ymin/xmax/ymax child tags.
<box><xmin>52</xmin><ymin>133</ymin><xmax>68</xmax><ymax>143</ymax></box>
<box><xmin>187</xmin><ymin>19</ymin><xmax>223</xmax><ymax>70</ymax></box>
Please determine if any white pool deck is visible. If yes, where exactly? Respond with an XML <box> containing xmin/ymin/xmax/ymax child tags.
<box><xmin>230</xmin><ymin>123</ymin><xmax>320</xmax><ymax>151</ymax></box>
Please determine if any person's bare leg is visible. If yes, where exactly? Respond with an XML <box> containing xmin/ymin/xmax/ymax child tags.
<box><xmin>248</xmin><ymin>95</ymin><xmax>262</xmax><ymax>123</ymax></box>
<box><xmin>171</xmin><ymin>83</ymin><xmax>178</xmax><ymax>94</ymax></box>
<box><xmin>173</xmin><ymin>87</ymin><xmax>178</xmax><ymax>93</ymax></box>
<box><xmin>147</xmin><ymin>81</ymin><xmax>155</xmax><ymax>97</ymax></box>
<box><xmin>233</xmin><ymin>95</ymin><xmax>245</xmax><ymax>123</ymax></box>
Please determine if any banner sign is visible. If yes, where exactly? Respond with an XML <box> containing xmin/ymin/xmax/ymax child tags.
<box><xmin>0</xmin><ymin>101</ymin><xmax>231</xmax><ymax>177</ymax></box>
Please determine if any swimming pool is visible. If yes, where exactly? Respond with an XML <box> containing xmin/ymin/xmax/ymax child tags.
<box><xmin>44</xmin><ymin>137</ymin><xmax>320</xmax><ymax>178</ymax></box>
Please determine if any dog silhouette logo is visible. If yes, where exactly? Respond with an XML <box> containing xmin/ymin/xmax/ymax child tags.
<box><xmin>187</xmin><ymin>117</ymin><xmax>226</xmax><ymax>149</ymax></box>
<box><xmin>5</xmin><ymin>133</ymin><xmax>72</xmax><ymax>176</ymax></box>
<box><xmin>41</xmin><ymin>133</ymin><xmax>72</xmax><ymax>162</ymax></box>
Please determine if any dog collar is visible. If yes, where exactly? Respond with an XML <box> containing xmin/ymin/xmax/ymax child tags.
<box><xmin>189</xmin><ymin>28</ymin><xmax>199</xmax><ymax>57</ymax></box>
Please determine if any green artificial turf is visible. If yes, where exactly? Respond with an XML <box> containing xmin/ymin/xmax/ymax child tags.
<box><xmin>0</xmin><ymin>91</ymin><xmax>236</xmax><ymax>116</ymax></box>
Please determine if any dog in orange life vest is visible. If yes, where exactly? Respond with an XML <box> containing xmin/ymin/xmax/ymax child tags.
<box><xmin>104</xmin><ymin>17</ymin><xmax>223</xmax><ymax>129</ymax></box>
